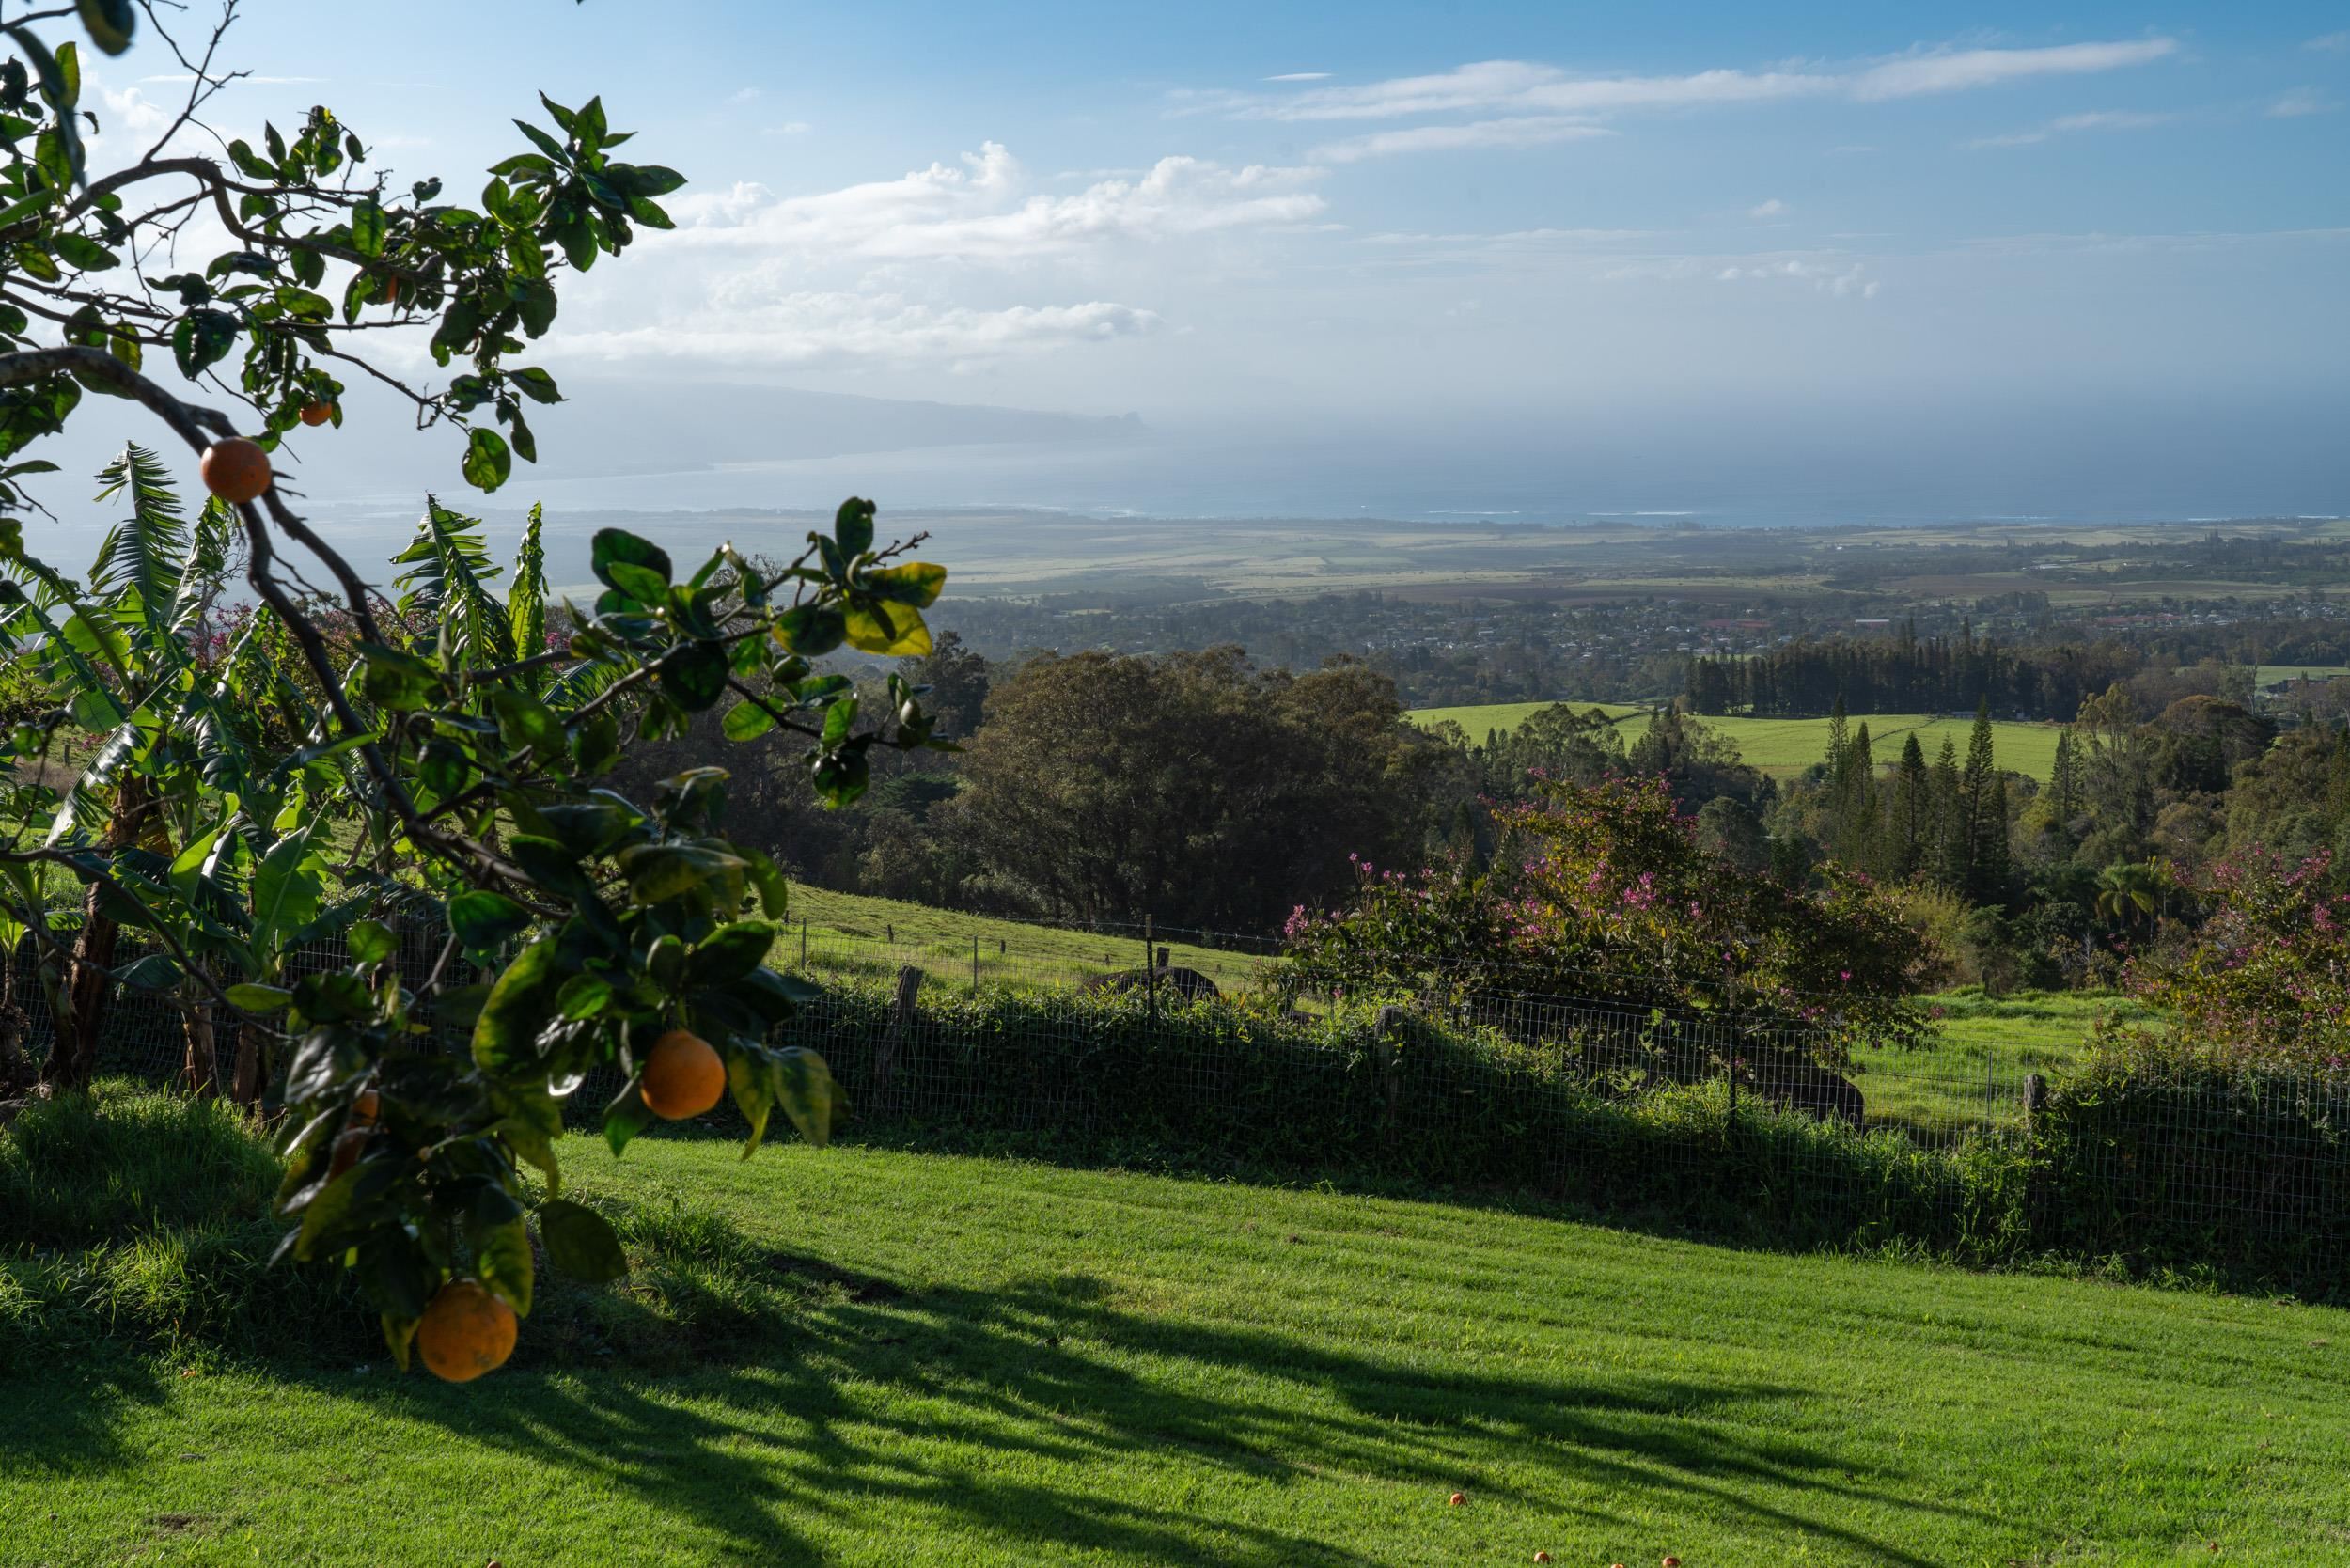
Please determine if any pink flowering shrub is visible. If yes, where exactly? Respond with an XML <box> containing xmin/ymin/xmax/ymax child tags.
<box><xmin>1279</xmin><ymin>776</ymin><xmax>1938</xmax><ymax>1056</ymax></box>
<box><xmin>2113</xmin><ymin>848</ymin><xmax>2350</xmax><ymax>1072</ymax></box>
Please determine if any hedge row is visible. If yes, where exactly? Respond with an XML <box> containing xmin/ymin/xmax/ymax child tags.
<box><xmin>745</xmin><ymin>980</ymin><xmax>2350</xmax><ymax>1296</ymax></box>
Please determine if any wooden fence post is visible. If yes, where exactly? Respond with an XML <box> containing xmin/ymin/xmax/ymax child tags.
<box><xmin>870</xmin><ymin>964</ymin><xmax>923</xmax><ymax>1114</ymax></box>
<box><xmin>1374</xmin><ymin>1004</ymin><xmax>1404</xmax><ymax>1126</ymax></box>
<box><xmin>1143</xmin><ymin>915</ymin><xmax>1156</xmax><ymax>1023</ymax></box>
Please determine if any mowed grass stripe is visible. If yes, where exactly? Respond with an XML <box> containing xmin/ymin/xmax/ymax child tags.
<box><xmin>8</xmin><ymin>1138</ymin><xmax>2346</xmax><ymax>1565</ymax></box>
<box><xmin>1409</xmin><ymin>702</ymin><xmax>2067</xmax><ymax>780</ymax></box>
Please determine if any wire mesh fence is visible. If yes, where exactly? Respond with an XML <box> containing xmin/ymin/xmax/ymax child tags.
<box><xmin>24</xmin><ymin>918</ymin><xmax>2350</xmax><ymax>1294</ymax></box>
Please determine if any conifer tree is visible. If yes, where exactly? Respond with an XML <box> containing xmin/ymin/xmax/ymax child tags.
<box><xmin>1933</xmin><ymin>736</ymin><xmax>1968</xmax><ymax>888</ymax></box>
<box><xmin>1891</xmin><ymin>733</ymin><xmax>1931</xmax><ymax>878</ymax></box>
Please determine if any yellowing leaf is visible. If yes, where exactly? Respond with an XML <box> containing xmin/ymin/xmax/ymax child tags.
<box><xmin>843</xmin><ymin>600</ymin><xmax>931</xmax><ymax>656</ymax></box>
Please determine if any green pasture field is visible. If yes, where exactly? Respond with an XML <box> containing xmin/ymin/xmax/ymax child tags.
<box><xmin>776</xmin><ymin>882</ymin><xmax>1276</xmax><ymax>996</ymax></box>
<box><xmin>8</xmin><ymin>1128</ymin><xmax>2346</xmax><ymax>1566</ymax></box>
<box><xmin>1407</xmin><ymin>702</ymin><xmax>2067</xmax><ymax>780</ymax></box>
<box><xmin>2257</xmin><ymin>664</ymin><xmax>2350</xmax><ymax>687</ymax></box>
<box><xmin>772</xmin><ymin>885</ymin><xmax>2148</xmax><ymax>1141</ymax></box>
<box><xmin>1847</xmin><ymin>989</ymin><xmax>2155</xmax><ymax>1136</ymax></box>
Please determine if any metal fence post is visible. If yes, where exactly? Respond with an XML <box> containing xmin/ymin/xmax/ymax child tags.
<box><xmin>1144</xmin><ymin>914</ymin><xmax>1156</xmax><ymax>1022</ymax></box>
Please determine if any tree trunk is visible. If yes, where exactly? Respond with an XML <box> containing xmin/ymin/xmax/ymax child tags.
<box><xmin>229</xmin><ymin>1014</ymin><xmax>268</xmax><ymax>1107</ymax></box>
<box><xmin>180</xmin><ymin>985</ymin><xmax>218</xmax><ymax>1099</ymax></box>
<box><xmin>0</xmin><ymin>934</ymin><xmax>30</xmax><ymax>1097</ymax></box>
<box><xmin>40</xmin><ymin>773</ymin><xmax>155</xmax><ymax>1094</ymax></box>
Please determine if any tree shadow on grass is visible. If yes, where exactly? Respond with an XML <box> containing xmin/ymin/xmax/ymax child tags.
<box><xmin>249</xmin><ymin>1260</ymin><xmax>1988</xmax><ymax>1566</ymax></box>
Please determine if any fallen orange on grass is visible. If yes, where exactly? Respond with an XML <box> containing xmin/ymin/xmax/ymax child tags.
<box><xmin>198</xmin><ymin>438</ymin><xmax>272</xmax><ymax>504</ymax></box>
<box><xmin>416</xmin><ymin>1279</ymin><xmax>516</xmax><ymax>1384</ymax></box>
<box><xmin>1447</xmin><ymin>1492</ymin><xmax>1465</xmax><ymax>1507</ymax></box>
<box><xmin>641</xmin><ymin>1027</ymin><xmax>726</xmax><ymax>1120</ymax></box>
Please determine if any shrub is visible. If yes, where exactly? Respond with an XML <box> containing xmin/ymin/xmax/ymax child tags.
<box><xmin>0</xmin><ymin>1085</ymin><xmax>820</xmax><ymax>1370</ymax></box>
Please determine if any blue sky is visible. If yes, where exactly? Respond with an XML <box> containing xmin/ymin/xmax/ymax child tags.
<box><xmin>59</xmin><ymin>4</ymin><xmax>2350</xmax><ymax>518</ymax></box>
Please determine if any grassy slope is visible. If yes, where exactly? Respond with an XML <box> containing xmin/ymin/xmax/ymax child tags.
<box><xmin>776</xmin><ymin>884</ymin><xmax>2145</xmax><ymax>1137</ymax></box>
<box><xmin>7</xmin><ymin>1136</ymin><xmax>2346</xmax><ymax>1567</ymax></box>
<box><xmin>779</xmin><ymin>882</ymin><xmax>1273</xmax><ymax>995</ymax></box>
<box><xmin>1407</xmin><ymin>703</ymin><xmax>2066</xmax><ymax>781</ymax></box>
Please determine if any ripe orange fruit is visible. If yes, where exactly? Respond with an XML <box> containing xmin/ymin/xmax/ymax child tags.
<box><xmin>1533</xmin><ymin>1555</ymin><xmax>1552</xmax><ymax>1565</ymax></box>
<box><xmin>1663</xmin><ymin>1559</ymin><xmax>1681</xmax><ymax>1567</ymax></box>
<box><xmin>416</xmin><ymin>1278</ymin><xmax>517</xmax><ymax>1383</ymax></box>
<box><xmin>199</xmin><ymin>438</ymin><xmax>272</xmax><ymax>504</ymax></box>
<box><xmin>299</xmin><ymin>400</ymin><xmax>334</xmax><ymax>427</ymax></box>
<box><xmin>641</xmin><ymin>1028</ymin><xmax>726</xmax><ymax>1120</ymax></box>
<box><xmin>352</xmin><ymin>1089</ymin><xmax>381</xmax><ymax>1126</ymax></box>
<box><xmin>1447</xmin><ymin>1493</ymin><xmax>1465</xmax><ymax>1507</ymax></box>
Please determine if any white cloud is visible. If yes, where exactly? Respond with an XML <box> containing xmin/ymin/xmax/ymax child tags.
<box><xmin>2305</xmin><ymin>31</ymin><xmax>2350</xmax><ymax>54</ymax></box>
<box><xmin>1182</xmin><ymin>39</ymin><xmax>2177</xmax><ymax>125</ymax></box>
<box><xmin>1714</xmin><ymin>258</ymin><xmax>1877</xmax><ymax>297</ymax></box>
<box><xmin>1596</xmin><ymin>250</ymin><xmax>1877</xmax><ymax>298</ymax></box>
<box><xmin>666</xmin><ymin>143</ymin><xmax>1324</xmax><ymax>261</ymax></box>
<box><xmin>1309</xmin><ymin>116</ymin><xmax>1614</xmax><ymax>163</ymax></box>
<box><xmin>727</xmin><ymin>87</ymin><xmax>761</xmax><ymax>105</ymax></box>
<box><xmin>555</xmin><ymin>293</ymin><xmax>1161</xmax><ymax>368</ymax></box>
<box><xmin>763</xmin><ymin>121</ymin><xmax>812</xmax><ymax>136</ymax></box>
<box><xmin>1748</xmin><ymin>197</ymin><xmax>1791</xmax><ymax>218</ymax></box>
<box><xmin>1963</xmin><ymin>108</ymin><xmax>2175</xmax><ymax>149</ymax></box>
<box><xmin>550</xmin><ymin>141</ymin><xmax>1318</xmax><ymax>371</ymax></box>
<box><xmin>1263</xmin><ymin>72</ymin><xmax>1331</xmax><ymax>82</ymax></box>
<box><xmin>96</xmin><ymin>84</ymin><xmax>172</xmax><ymax>138</ymax></box>
<box><xmin>2267</xmin><ymin>87</ymin><xmax>2338</xmax><ymax>118</ymax></box>
<box><xmin>1849</xmin><ymin>39</ymin><xmax>2177</xmax><ymax>101</ymax></box>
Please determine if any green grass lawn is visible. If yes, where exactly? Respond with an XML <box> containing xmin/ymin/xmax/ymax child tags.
<box><xmin>1407</xmin><ymin>703</ymin><xmax>2067</xmax><ymax>781</ymax></box>
<box><xmin>8</xmin><ymin>1133</ymin><xmax>2346</xmax><ymax>1566</ymax></box>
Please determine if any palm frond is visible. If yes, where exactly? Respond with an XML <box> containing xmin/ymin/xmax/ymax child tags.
<box><xmin>509</xmin><ymin>501</ymin><xmax>547</xmax><ymax>666</ymax></box>
<box><xmin>89</xmin><ymin>444</ymin><xmax>191</xmax><ymax>633</ymax></box>
<box><xmin>392</xmin><ymin>494</ymin><xmax>514</xmax><ymax>670</ymax></box>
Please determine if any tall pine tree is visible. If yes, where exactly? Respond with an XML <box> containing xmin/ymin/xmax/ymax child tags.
<box><xmin>1891</xmin><ymin>733</ymin><xmax>1931</xmax><ymax>879</ymax></box>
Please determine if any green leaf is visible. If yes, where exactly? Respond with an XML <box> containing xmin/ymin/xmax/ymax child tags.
<box><xmin>472</xmin><ymin>936</ymin><xmax>564</xmax><ymax>1072</ymax></box>
<box><xmin>773</xmin><ymin>605</ymin><xmax>844</xmax><ymax>657</ymax></box>
<box><xmin>866</xmin><ymin>560</ymin><xmax>947</xmax><ymax>609</ymax></box>
<box><xmin>688</xmin><ymin>922</ymin><xmax>775</xmax><ymax>985</ymax></box>
<box><xmin>834</xmin><ymin>497</ymin><xmax>875</xmax><ymax>558</ymax></box>
<box><xmin>462</xmin><ymin>427</ymin><xmax>512</xmax><ymax>492</ymax></box>
<box><xmin>603</xmin><ymin>1072</ymin><xmax>654</xmax><ymax>1156</ymax></box>
<box><xmin>350</xmin><ymin>198</ymin><xmax>387</xmax><ymax>258</ymax></box>
<box><xmin>721</xmin><ymin>698</ymin><xmax>776</xmax><ymax>741</ymax></box>
<box><xmin>603</xmin><ymin>559</ymin><xmax>666</xmax><ymax>604</ymax></box>
<box><xmin>476</xmin><ymin>1217</ymin><xmax>535</xmax><ymax>1318</ymax></box>
<box><xmin>447</xmin><ymin>889</ymin><xmax>531</xmax><ymax>950</ymax></box>
<box><xmin>657</xmin><ymin>640</ymin><xmax>728</xmax><ymax>712</ymax></box>
<box><xmin>775</xmin><ymin>1047</ymin><xmax>838</xmax><ymax>1148</ymax></box>
<box><xmin>538</xmin><ymin>1200</ymin><xmax>629</xmax><ymax>1283</ymax></box>
<box><xmin>509</xmin><ymin>366</ymin><xmax>563</xmax><ymax>404</ymax></box>
<box><xmin>76</xmin><ymin>0</ymin><xmax>135</xmax><ymax>55</ymax></box>
<box><xmin>250</xmin><ymin>826</ymin><xmax>322</xmax><ymax>953</ymax></box>
<box><xmin>590</xmin><ymin>527</ymin><xmax>670</xmax><ymax>594</ymax></box>
<box><xmin>490</xmin><ymin>687</ymin><xmax>564</xmax><ymax>752</ymax></box>
<box><xmin>51</xmin><ymin>231</ymin><xmax>116</xmax><ymax>272</ymax></box>
<box><xmin>347</xmin><ymin>919</ymin><xmax>398</xmax><ymax>964</ymax></box>
<box><xmin>227</xmin><ymin>982</ymin><xmax>293</xmax><ymax>1013</ymax></box>
<box><xmin>355</xmin><ymin>642</ymin><xmax>440</xmax><ymax>710</ymax></box>
<box><xmin>169</xmin><ymin>307</ymin><xmax>237</xmax><ymax>378</ymax></box>
<box><xmin>615</xmin><ymin>841</ymin><xmax>743</xmax><ymax>905</ymax></box>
